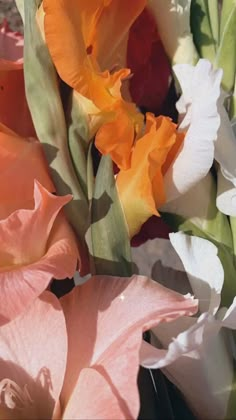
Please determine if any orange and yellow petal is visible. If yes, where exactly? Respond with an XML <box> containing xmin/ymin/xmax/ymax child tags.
<box><xmin>95</xmin><ymin>102</ymin><xmax>143</xmax><ymax>170</ymax></box>
<box><xmin>116</xmin><ymin>114</ymin><xmax>178</xmax><ymax>237</ymax></box>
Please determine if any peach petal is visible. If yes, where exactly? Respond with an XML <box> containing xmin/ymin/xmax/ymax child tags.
<box><xmin>0</xmin><ymin>124</ymin><xmax>54</xmax><ymax>219</ymax></box>
<box><xmin>0</xmin><ymin>182</ymin><xmax>78</xmax><ymax>324</ymax></box>
<box><xmin>59</xmin><ymin>275</ymin><xmax>197</xmax><ymax>418</ymax></box>
<box><xmin>63</xmin><ymin>367</ymin><xmax>126</xmax><ymax>420</ymax></box>
<box><xmin>0</xmin><ymin>291</ymin><xmax>67</xmax><ymax>419</ymax></box>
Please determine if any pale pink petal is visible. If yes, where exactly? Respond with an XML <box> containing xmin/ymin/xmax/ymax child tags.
<box><xmin>0</xmin><ymin>182</ymin><xmax>78</xmax><ymax>324</ymax></box>
<box><xmin>63</xmin><ymin>368</ymin><xmax>127</xmax><ymax>420</ymax></box>
<box><xmin>60</xmin><ymin>275</ymin><xmax>198</xmax><ymax>418</ymax></box>
<box><xmin>0</xmin><ymin>291</ymin><xmax>67</xmax><ymax>419</ymax></box>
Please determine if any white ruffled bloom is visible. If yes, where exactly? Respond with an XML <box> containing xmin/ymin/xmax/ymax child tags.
<box><xmin>137</xmin><ymin>233</ymin><xmax>236</xmax><ymax>419</ymax></box>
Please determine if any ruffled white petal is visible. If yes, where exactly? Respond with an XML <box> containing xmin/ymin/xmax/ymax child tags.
<box><xmin>169</xmin><ymin>232</ymin><xmax>224</xmax><ymax>315</ymax></box>
<box><xmin>164</xmin><ymin>59</ymin><xmax>222</xmax><ymax>202</ymax></box>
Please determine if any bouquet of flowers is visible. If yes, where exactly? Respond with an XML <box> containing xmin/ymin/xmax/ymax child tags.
<box><xmin>0</xmin><ymin>0</ymin><xmax>236</xmax><ymax>418</ymax></box>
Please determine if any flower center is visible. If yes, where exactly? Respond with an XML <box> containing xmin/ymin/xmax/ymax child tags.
<box><xmin>0</xmin><ymin>379</ymin><xmax>33</xmax><ymax>411</ymax></box>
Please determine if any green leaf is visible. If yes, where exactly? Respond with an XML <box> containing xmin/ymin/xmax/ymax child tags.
<box><xmin>67</xmin><ymin>90</ymin><xmax>90</xmax><ymax>198</ymax></box>
<box><xmin>190</xmin><ymin>0</ymin><xmax>217</xmax><ymax>62</ymax></box>
<box><xmin>87</xmin><ymin>155</ymin><xmax>132</xmax><ymax>276</ymax></box>
<box><xmin>215</xmin><ymin>0</ymin><xmax>236</xmax><ymax>92</ymax></box>
<box><xmin>23</xmin><ymin>0</ymin><xmax>89</xmax><ymax>248</ymax></box>
<box><xmin>162</xmin><ymin>212</ymin><xmax>236</xmax><ymax>308</ymax></box>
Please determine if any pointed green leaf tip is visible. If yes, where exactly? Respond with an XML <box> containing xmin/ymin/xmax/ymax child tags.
<box><xmin>87</xmin><ymin>155</ymin><xmax>132</xmax><ymax>276</ymax></box>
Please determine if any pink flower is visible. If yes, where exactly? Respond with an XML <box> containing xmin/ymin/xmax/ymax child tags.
<box><xmin>0</xmin><ymin>181</ymin><xmax>78</xmax><ymax>325</ymax></box>
<box><xmin>0</xmin><ymin>275</ymin><xmax>197</xmax><ymax>419</ymax></box>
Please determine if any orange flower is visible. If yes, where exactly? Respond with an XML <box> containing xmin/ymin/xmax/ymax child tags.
<box><xmin>116</xmin><ymin>113</ymin><xmax>184</xmax><ymax>237</ymax></box>
<box><xmin>40</xmin><ymin>0</ymin><xmax>146</xmax><ymax>169</ymax></box>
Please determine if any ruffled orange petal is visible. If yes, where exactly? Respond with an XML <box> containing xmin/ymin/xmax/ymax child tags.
<box><xmin>0</xmin><ymin>124</ymin><xmax>54</xmax><ymax>219</ymax></box>
<box><xmin>0</xmin><ymin>182</ymin><xmax>78</xmax><ymax>324</ymax></box>
<box><xmin>0</xmin><ymin>291</ymin><xmax>67</xmax><ymax>419</ymax></box>
<box><xmin>116</xmin><ymin>113</ymin><xmax>178</xmax><ymax>236</ymax></box>
<box><xmin>59</xmin><ymin>275</ymin><xmax>197</xmax><ymax>418</ymax></box>
<box><xmin>95</xmin><ymin>102</ymin><xmax>143</xmax><ymax>169</ymax></box>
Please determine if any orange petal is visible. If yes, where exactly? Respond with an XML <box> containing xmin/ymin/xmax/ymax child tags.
<box><xmin>43</xmin><ymin>0</ymin><xmax>90</xmax><ymax>90</ymax></box>
<box><xmin>0</xmin><ymin>181</ymin><xmax>78</xmax><ymax>324</ymax></box>
<box><xmin>43</xmin><ymin>0</ymin><xmax>145</xmax><ymax>81</ymax></box>
<box><xmin>0</xmin><ymin>291</ymin><xmax>67</xmax><ymax>419</ymax></box>
<box><xmin>59</xmin><ymin>275</ymin><xmax>197</xmax><ymax>418</ymax></box>
<box><xmin>116</xmin><ymin>113</ymin><xmax>178</xmax><ymax>236</ymax></box>
<box><xmin>95</xmin><ymin>102</ymin><xmax>143</xmax><ymax>169</ymax></box>
<box><xmin>90</xmin><ymin>0</ymin><xmax>146</xmax><ymax>70</ymax></box>
<box><xmin>0</xmin><ymin>124</ymin><xmax>54</xmax><ymax>219</ymax></box>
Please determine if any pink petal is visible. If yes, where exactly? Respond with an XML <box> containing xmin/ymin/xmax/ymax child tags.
<box><xmin>0</xmin><ymin>291</ymin><xmax>67</xmax><ymax>419</ymax></box>
<box><xmin>62</xmin><ymin>368</ymin><xmax>127</xmax><ymax>420</ymax></box>
<box><xmin>0</xmin><ymin>182</ymin><xmax>79</xmax><ymax>324</ymax></box>
<box><xmin>0</xmin><ymin>21</ymin><xmax>23</xmax><ymax>63</ymax></box>
<box><xmin>60</xmin><ymin>275</ymin><xmax>198</xmax><ymax>418</ymax></box>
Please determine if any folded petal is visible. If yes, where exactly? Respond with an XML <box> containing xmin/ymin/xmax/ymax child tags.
<box><xmin>59</xmin><ymin>274</ymin><xmax>197</xmax><ymax>418</ymax></box>
<box><xmin>169</xmin><ymin>232</ymin><xmax>224</xmax><ymax>315</ymax></box>
<box><xmin>0</xmin><ymin>124</ymin><xmax>54</xmax><ymax>219</ymax></box>
<box><xmin>116</xmin><ymin>114</ymin><xmax>178</xmax><ymax>236</ymax></box>
<box><xmin>0</xmin><ymin>291</ymin><xmax>67</xmax><ymax>419</ymax></box>
<box><xmin>148</xmin><ymin>316</ymin><xmax>233</xmax><ymax>419</ymax></box>
<box><xmin>0</xmin><ymin>181</ymin><xmax>78</xmax><ymax>324</ymax></box>
<box><xmin>164</xmin><ymin>59</ymin><xmax>222</xmax><ymax>202</ymax></box>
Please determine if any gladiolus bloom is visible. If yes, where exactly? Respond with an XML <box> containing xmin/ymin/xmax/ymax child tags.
<box><xmin>0</xmin><ymin>275</ymin><xmax>197</xmax><ymax>419</ymax></box>
<box><xmin>0</xmin><ymin>181</ymin><xmax>78</xmax><ymax>325</ymax></box>
<box><xmin>40</xmin><ymin>0</ymin><xmax>146</xmax><ymax>169</ymax></box>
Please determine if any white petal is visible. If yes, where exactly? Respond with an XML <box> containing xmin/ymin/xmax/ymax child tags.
<box><xmin>215</xmin><ymin>101</ymin><xmax>236</xmax><ymax>185</ymax></box>
<box><xmin>132</xmin><ymin>238</ymin><xmax>186</xmax><ymax>279</ymax></box>
<box><xmin>161</xmin><ymin>172</ymin><xmax>214</xmax><ymax>221</ymax></box>
<box><xmin>221</xmin><ymin>297</ymin><xmax>236</xmax><ymax>329</ymax></box>
<box><xmin>147</xmin><ymin>0</ymin><xmax>198</xmax><ymax>65</ymax></box>
<box><xmin>159</xmin><ymin>329</ymin><xmax>232</xmax><ymax>420</ymax></box>
<box><xmin>164</xmin><ymin>59</ymin><xmax>222</xmax><ymax>202</ymax></box>
<box><xmin>216</xmin><ymin>171</ymin><xmax>236</xmax><ymax>216</ymax></box>
<box><xmin>169</xmin><ymin>232</ymin><xmax>224</xmax><ymax>314</ymax></box>
<box><xmin>141</xmin><ymin>315</ymin><xmax>232</xmax><ymax>419</ymax></box>
<box><xmin>141</xmin><ymin>313</ymin><xmax>220</xmax><ymax>369</ymax></box>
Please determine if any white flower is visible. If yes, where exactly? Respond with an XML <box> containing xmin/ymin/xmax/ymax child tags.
<box><xmin>139</xmin><ymin>233</ymin><xmax>236</xmax><ymax>419</ymax></box>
